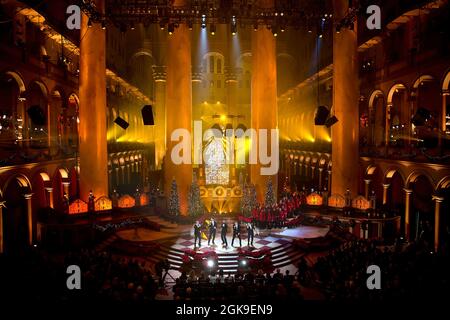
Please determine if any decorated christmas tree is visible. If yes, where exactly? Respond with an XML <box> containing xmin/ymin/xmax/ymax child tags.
<box><xmin>168</xmin><ymin>179</ymin><xmax>180</xmax><ymax>216</ymax></box>
<box><xmin>188</xmin><ymin>173</ymin><xmax>203</xmax><ymax>217</ymax></box>
<box><xmin>241</xmin><ymin>183</ymin><xmax>258</xmax><ymax>216</ymax></box>
<box><xmin>282</xmin><ymin>176</ymin><xmax>290</xmax><ymax>197</ymax></box>
<box><xmin>264</xmin><ymin>179</ymin><xmax>276</xmax><ymax>207</ymax></box>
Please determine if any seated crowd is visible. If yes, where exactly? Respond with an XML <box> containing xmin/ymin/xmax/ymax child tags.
<box><xmin>313</xmin><ymin>238</ymin><xmax>450</xmax><ymax>300</ymax></box>
<box><xmin>0</xmin><ymin>248</ymin><xmax>157</xmax><ymax>302</ymax></box>
<box><xmin>172</xmin><ymin>268</ymin><xmax>303</xmax><ymax>301</ymax></box>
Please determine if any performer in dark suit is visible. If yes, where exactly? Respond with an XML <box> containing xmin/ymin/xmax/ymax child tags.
<box><xmin>194</xmin><ymin>221</ymin><xmax>202</xmax><ymax>248</ymax></box>
<box><xmin>247</xmin><ymin>222</ymin><xmax>255</xmax><ymax>247</ymax></box>
<box><xmin>231</xmin><ymin>222</ymin><xmax>241</xmax><ymax>247</ymax></box>
<box><xmin>208</xmin><ymin>217</ymin><xmax>217</xmax><ymax>246</ymax></box>
<box><xmin>221</xmin><ymin>222</ymin><xmax>228</xmax><ymax>248</ymax></box>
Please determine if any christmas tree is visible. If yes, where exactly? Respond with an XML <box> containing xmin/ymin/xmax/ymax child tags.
<box><xmin>188</xmin><ymin>173</ymin><xmax>203</xmax><ymax>217</ymax></box>
<box><xmin>241</xmin><ymin>183</ymin><xmax>258</xmax><ymax>216</ymax></box>
<box><xmin>168</xmin><ymin>179</ymin><xmax>180</xmax><ymax>216</ymax></box>
<box><xmin>282</xmin><ymin>176</ymin><xmax>290</xmax><ymax>197</ymax></box>
<box><xmin>264</xmin><ymin>179</ymin><xmax>276</xmax><ymax>207</ymax></box>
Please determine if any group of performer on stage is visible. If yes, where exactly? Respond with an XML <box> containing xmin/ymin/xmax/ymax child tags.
<box><xmin>193</xmin><ymin>218</ymin><xmax>255</xmax><ymax>249</ymax></box>
<box><xmin>251</xmin><ymin>194</ymin><xmax>302</xmax><ymax>228</ymax></box>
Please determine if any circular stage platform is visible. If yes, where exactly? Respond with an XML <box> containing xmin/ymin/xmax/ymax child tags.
<box><xmin>115</xmin><ymin>219</ymin><xmax>329</xmax><ymax>274</ymax></box>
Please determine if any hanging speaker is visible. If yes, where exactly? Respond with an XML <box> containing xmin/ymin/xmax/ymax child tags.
<box><xmin>325</xmin><ymin>116</ymin><xmax>339</xmax><ymax>128</ymax></box>
<box><xmin>411</xmin><ymin>107</ymin><xmax>431</xmax><ymax>126</ymax></box>
<box><xmin>27</xmin><ymin>105</ymin><xmax>46</xmax><ymax>125</ymax></box>
<box><xmin>314</xmin><ymin>105</ymin><xmax>330</xmax><ymax>125</ymax></box>
<box><xmin>114</xmin><ymin>116</ymin><xmax>129</xmax><ymax>129</ymax></box>
<box><xmin>141</xmin><ymin>105</ymin><xmax>154</xmax><ymax>125</ymax></box>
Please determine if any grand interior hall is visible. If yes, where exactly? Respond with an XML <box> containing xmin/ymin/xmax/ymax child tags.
<box><xmin>0</xmin><ymin>0</ymin><xmax>450</xmax><ymax>305</ymax></box>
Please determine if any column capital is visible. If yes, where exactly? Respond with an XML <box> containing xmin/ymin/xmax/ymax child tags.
<box><xmin>319</xmin><ymin>167</ymin><xmax>323</xmax><ymax>172</ymax></box>
<box><xmin>153</xmin><ymin>65</ymin><xmax>167</xmax><ymax>82</ymax></box>
<box><xmin>45</xmin><ymin>187</ymin><xmax>53</xmax><ymax>192</ymax></box>
<box><xmin>23</xmin><ymin>193</ymin><xmax>33</xmax><ymax>200</ymax></box>
<box><xmin>432</xmin><ymin>195</ymin><xmax>445</xmax><ymax>202</ymax></box>
<box><xmin>364</xmin><ymin>179</ymin><xmax>372</xmax><ymax>184</ymax></box>
<box><xmin>403</xmin><ymin>188</ymin><xmax>413</xmax><ymax>194</ymax></box>
<box><xmin>382</xmin><ymin>183</ymin><xmax>390</xmax><ymax>189</ymax></box>
<box><xmin>0</xmin><ymin>201</ymin><xmax>6</xmax><ymax>208</ymax></box>
<box><xmin>62</xmin><ymin>181</ymin><xmax>71</xmax><ymax>186</ymax></box>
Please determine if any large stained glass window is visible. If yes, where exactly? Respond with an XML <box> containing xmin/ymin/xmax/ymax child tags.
<box><xmin>204</xmin><ymin>137</ymin><xmax>229</xmax><ymax>185</ymax></box>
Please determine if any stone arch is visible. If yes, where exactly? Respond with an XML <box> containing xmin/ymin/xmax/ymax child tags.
<box><xmin>442</xmin><ymin>68</ymin><xmax>450</xmax><ymax>91</ymax></box>
<box><xmin>412</xmin><ymin>75</ymin><xmax>436</xmax><ymax>89</ymax></box>
<box><xmin>387</xmin><ymin>83</ymin><xmax>407</xmax><ymax>105</ymax></box>
<box><xmin>2</xmin><ymin>70</ymin><xmax>26</xmax><ymax>93</ymax></box>
<box><xmin>436</xmin><ymin>176</ymin><xmax>450</xmax><ymax>192</ymax></box>
<box><xmin>2</xmin><ymin>173</ymin><xmax>33</xmax><ymax>252</ymax></box>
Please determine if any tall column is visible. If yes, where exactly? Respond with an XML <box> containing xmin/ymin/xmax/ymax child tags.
<box><xmin>404</xmin><ymin>188</ymin><xmax>413</xmax><ymax>240</ymax></box>
<box><xmin>319</xmin><ymin>168</ymin><xmax>323</xmax><ymax>190</ymax></box>
<box><xmin>432</xmin><ymin>195</ymin><xmax>444</xmax><ymax>252</ymax></box>
<box><xmin>441</xmin><ymin>91</ymin><xmax>449</xmax><ymax>150</ymax></box>
<box><xmin>79</xmin><ymin>0</ymin><xmax>108</xmax><ymax>201</ymax></box>
<box><xmin>251</xmin><ymin>0</ymin><xmax>278</xmax><ymax>202</ymax></box>
<box><xmin>331</xmin><ymin>0</ymin><xmax>359</xmax><ymax>196</ymax></box>
<box><xmin>364</xmin><ymin>179</ymin><xmax>371</xmax><ymax>199</ymax></box>
<box><xmin>327</xmin><ymin>169</ymin><xmax>332</xmax><ymax>192</ymax></box>
<box><xmin>24</xmin><ymin>193</ymin><xmax>33</xmax><ymax>245</ymax></box>
<box><xmin>382</xmin><ymin>183</ymin><xmax>390</xmax><ymax>205</ymax></box>
<box><xmin>62</xmin><ymin>182</ymin><xmax>70</xmax><ymax>198</ymax></box>
<box><xmin>153</xmin><ymin>66</ymin><xmax>167</xmax><ymax>170</ymax></box>
<box><xmin>0</xmin><ymin>202</ymin><xmax>4</xmax><ymax>253</ymax></box>
<box><xmin>45</xmin><ymin>187</ymin><xmax>54</xmax><ymax>208</ymax></box>
<box><xmin>164</xmin><ymin>0</ymin><xmax>192</xmax><ymax>215</ymax></box>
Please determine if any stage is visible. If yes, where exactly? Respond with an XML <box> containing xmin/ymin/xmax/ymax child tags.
<box><xmin>115</xmin><ymin>216</ymin><xmax>330</xmax><ymax>273</ymax></box>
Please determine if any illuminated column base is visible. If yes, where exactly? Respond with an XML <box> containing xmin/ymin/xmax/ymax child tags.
<box><xmin>433</xmin><ymin>195</ymin><xmax>444</xmax><ymax>252</ymax></box>
<box><xmin>404</xmin><ymin>188</ymin><xmax>412</xmax><ymax>240</ymax></box>
<box><xmin>164</xmin><ymin>22</ymin><xmax>192</xmax><ymax>215</ymax></box>
<box><xmin>250</xmin><ymin>7</ymin><xmax>278</xmax><ymax>203</ymax></box>
<box><xmin>331</xmin><ymin>0</ymin><xmax>359</xmax><ymax>196</ymax></box>
<box><xmin>78</xmin><ymin>0</ymin><xmax>108</xmax><ymax>201</ymax></box>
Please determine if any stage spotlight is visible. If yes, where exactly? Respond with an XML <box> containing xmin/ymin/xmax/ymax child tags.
<box><xmin>141</xmin><ymin>105</ymin><xmax>154</xmax><ymax>125</ymax></box>
<box><xmin>201</xmin><ymin>14</ymin><xmax>206</xmax><ymax>29</ymax></box>
<box><xmin>168</xmin><ymin>23</ymin><xmax>175</xmax><ymax>35</ymax></box>
<box><xmin>253</xmin><ymin>23</ymin><xmax>258</xmax><ymax>31</ymax></box>
<box><xmin>231</xmin><ymin>16</ymin><xmax>237</xmax><ymax>35</ymax></box>
<box><xmin>281</xmin><ymin>25</ymin><xmax>286</xmax><ymax>32</ymax></box>
<box><xmin>412</xmin><ymin>107</ymin><xmax>431</xmax><ymax>126</ymax></box>
<box><xmin>336</xmin><ymin>24</ymin><xmax>341</xmax><ymax>33</ymax></box>
<box><xmin>325</xmin><ymin>115</ymin><xmax>339</xmax><ymax>128</ymax></box>
<box><xmin>130</xmin><ymin>22</ymin><xmax>135</xmax><ymax>30</ymax></box>
<box><xmin>240</xmin><ymin>259</ymin><xmax>247</xmax><ymax>267</ymax></box>
<box><xmin>207</xmin><ymin>259</ymin><xmax>214</xmax><ymax>268</ymax></box>
<box><xmin>314</xmin><ymin>106</ymin><xmax>330</xmax><ymax>125</ymax></box>
<box><xmin>114</xmin><ymin>116</ymin><xmax>129</xmax><ymax>130</ymax></box>
<box><xmin>87</xmin><ymin>19</ymin><xmax>92</xmax><ymax>28</ymax></box>
<box><xmin>101</xmin><ymin>20</ymin><xmax>106</xmax><ymax>30</ymax></box>
<box><xmin>159</xmin><ymin>21</ymin><xmax>165</xmax><ymax>30</ymax></box>
<box><xmin>272</xmin><ymin>26</ymin><xmax>278</xmax><ymax>37</ymax></box>
<box><xmin>210</xmin><ymin>23</ymin><xmax>216</xmax><ymax>35</ymax></box>
<box><xmin>188</xmin><ymin>20</ymin><xmax>193</xmax><ymax>30</ymax></box>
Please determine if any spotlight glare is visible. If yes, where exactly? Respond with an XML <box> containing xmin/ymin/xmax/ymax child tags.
<box><xmin>207</xmin><ymin>259</ymin><xmax>214</xmax><ymax>268</ymax></box>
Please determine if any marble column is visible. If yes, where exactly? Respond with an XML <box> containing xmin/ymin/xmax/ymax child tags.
<box><xmin>251</xmin><ymin>0</ymin><xmax>278</xmax><ymax>202</ymax></box>
<box><xmin>319</xmin><ymin>168</ymin><xmax>323</xmax><ymax>190</ymax></box>
<box><xmin>62</xmin><ymin>182</ymin><xmax>70</xmax><ymax>199</ymax></box>
<box><xmin>382</xmin><ymin>183</ymin><xmax>390</xmax><ymax>205</ymax></box>
<box><xmin>364</xmin><ymin>179</ymin><xmax>371</xmax><ymax>199</ymax></box>
<box><xmin>164</xmin><ymin>0</ymin><xmax>192</xmax><ymax>215</ymax></box>
<box><xmin>433</xmin><ymin>195</ymin><xmax>444</xmax><ymax>252</ymax></box>
<box><xmin>79</xmin><ymin>0</ymin><xmax>108</xmax><ymax>201</ymax></box>
<box><xmin>404</xmin><ymin>188</ymin><xmax>413</xmax><ymax>240</ymax></box>
<box><xmin>153</xmin><ymin>65</ymin><xmax>167</xmax><ymax>170</ymax></box>
<box><xmin>45</xmin><ymin>187</ymin><xmax>54</xmax><ymax>208</ymax></box>
<box><xmin>331</xmin><ymin>0</ymin><xmax>359</xmax><ymax>196</ymax></box>
<box><xmin>24</xmin><ymin>193</ymin><xmax>33</xmax><ymax>245</ymax></box>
